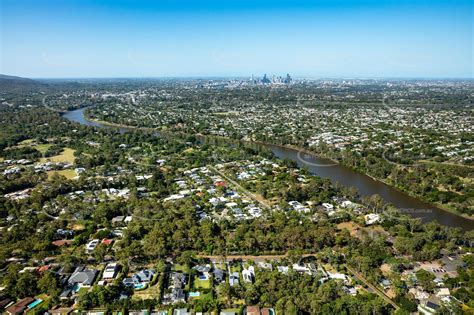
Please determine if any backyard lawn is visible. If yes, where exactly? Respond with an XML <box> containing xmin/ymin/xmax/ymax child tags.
<box><xmin>194</xmin><ymin>278</ymin><xmax>211</xmax><ymax>289</ymax></box>
<box><xmin>132</xmin><ymin>282</ymin><xmax>161</xmax><ymax>300</ymax></box>
<box><xmin>172</xmin><ymin>264</ymin><xmax>190</xmax><ymax>273</ymax></box>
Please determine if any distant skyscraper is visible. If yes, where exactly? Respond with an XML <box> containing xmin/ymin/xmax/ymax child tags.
<box><xmin>261</xmin><ymin>74</ymin><xmax>271</xmax><ymax>84</ymax></box>
<box><xmin>284</xmin><ymin>73</ymin><xmax>292</xmax><ymax>84</ymax></box>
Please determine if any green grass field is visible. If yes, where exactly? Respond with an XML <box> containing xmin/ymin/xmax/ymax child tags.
<box><xmin>40</xmin><ymin>148</ymin><xmax>76</xmax><ymax>164</ymax></box>
<box><xmin>173</xmin><ymin>264</ymin><xmax>190</xmax><ymax>273</ymax></box>
<box><xmin>194</xmin><ymin>278</ymin><xmax>211</xmax><ymax>289</ymax></box>
<box><xmin>35</xmin><ymin>144</ymin><xmax>52</xmax><ymax>154</ymax></box>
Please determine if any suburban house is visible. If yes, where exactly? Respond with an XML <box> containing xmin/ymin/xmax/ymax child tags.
<box><xmin>258</xmin><ymin>262</ymin><xmax>272</xmax><ymax>271</ymax></box>
<box><xmin>213</xmin><ymin>268</ymin><xmax>225</xmax><ymax>284</ymax></box>
<box><xmin>328</xmin><ymin>272</ymin><xmax>350</xmax><ymax>285</ymax></box>
<box><xmin>193</xmin><ymin>265</ymin><xmax>211</xmax><ymax>280</ymax></box>
<box><xmin>321</xmin><ymin>203</ymin><xmax>334</xmax><ymax>212</ymax></box>
<box><xmin>102</xmin><ymin>262</ymin><xmax>119</xmax><ymax>280</ymax></box>
<box><xmin>111</xmin><ymin>216</ymin><xmax>124</xmax><ymax>225</ymax></box>
<box><xmin>292</xmin><ymin>263</ymin><xmax>311</xmax><ymax>275</ymax></box>
<box><xmin>365</xmin><ymin>213</ymin><xmax>381</xmax><ymax>225</ymax></box>
<box><xmin>162</xmin><ymin>272</ymin><xmax>186</xmax><ymax>304</ymax></box>
<box><xmin>343</xmin><ymin>285</ymin><xmax>357</xmax><ymax>296</ymax></box>
<box><xmin>68</xmin><ymin>266</ymin><xmax>98</xmax><ymax>288</ymax></box>
<box><xmin>85</xmin><ymin>239</ymin><xmax>99</xmax><ymax>253</ymax></box>
<box><xmin>277</xmin><ymin>266</ymin><xmax>289</xmax><ymax>274</ymax></box>
<box><xmin>6</xmin><ymin>297</ymin><xmax>35</xmax><ymax>315</ymax></box>
<box><xmin>246</xmin><ymin>306</ymin><xmax>262</xmax><ymax>315</ymax></box>
<box><xmin>419</xmin><ymin>299</ymin><xmax>441</xmax><ymax>315</ymax></box>
<box><xmin>229</xmin><ymin>271</ymin><xmax>240</xmax><ymax>286</ymax></box>
<box><xmin>123</xmin><ymin>269</ymin><xmax>155</xmax><ymax>289</ymax></box>
<box><xmin>242</xmin><ymin>266</ymin><xmax>255</xmax><ymax>283</ymax></box>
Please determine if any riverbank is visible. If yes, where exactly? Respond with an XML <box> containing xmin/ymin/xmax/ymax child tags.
<box><xmin>252</xmin><ymin>141</ymin><xmax>341</xmax><ymax>165</ymax></box>
<box><xmin>244</xmin><ymin>140</ymin><xmax>474</xmax><ymax>222</ymax></box>
<box><xmin>266</xmin><ymin>141</ymin><xmax>474</xmax><ymax>222</ymax></box>
<box><xmin>63</xmin><ymin>108</ymin><xmax>473</xmax><ymax>228</ymax></box>
<box><xmin>87</xmin><ymin>116</ymin><xmax>156</xmax><ymax>131</ymax></box>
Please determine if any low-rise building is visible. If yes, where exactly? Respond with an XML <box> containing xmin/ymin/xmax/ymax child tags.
<box><xmin>85</xmin><ymin>239</ymin><xmax>99</xmax><ymax>253</ymax></box>
<box><xmin>68</xmin><ymin>266</ymin><xmax>98</xmax><ymax>288</ymax></box>
<box><xmin>102</xmin><ymin>262</ymin><xmax>119</xmax><ymax>280</ymax></box>
<box><xmin>6</xmin><ymin>297</ymin><xmax>35</xmax><ymax>315</ymax></box>
<box><xmin>242</xmin><ymin>266</ymin><xmax>255</xmax><ymax>283</ymax></box>
<box><xmin>365</xmin><ymin>213</ymin><xmax>381</xmax><ymax>225</ymax></box>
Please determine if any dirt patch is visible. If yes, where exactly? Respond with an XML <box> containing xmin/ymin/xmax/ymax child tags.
<box><xmin>47</xmin><ymin>169</ymin><xmax>77</xmax><ymax>179</ymax></box>
<box><xmin>380</xmin><ymin>263</ymin><xmax>392</xmax><ymax>276</ymax></box>
<box><xmin>337</xmin><ymin>222</ymin><xmax>361</xmax><ymax>237</ymax></box>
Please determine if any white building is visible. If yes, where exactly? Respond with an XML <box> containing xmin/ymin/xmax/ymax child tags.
<box><xmin>365</xmin><ymin>213</ymin><xmax>381</xmax><ymax>225</ymax></box>
<box><xmin>277</xmin><ymin>266</ymin><xmax>289</xmax><ymax>274</ymax></box>
<box><xmin>322</xmin><ymin>203</ymin><xmax>334</xmax><ymax>211</ymax></box>
<box><xmin>102</xmin><ymin>262</ymin><xmax>119</xmax><ymax>280</ymax></box>
<box><xmin>242</xmin><ymin>266</ymin><xmax>255</xmax><ymax>283</ymax></box>
<box><xmin>85</xmin><ymin>239</ymin><xmax>99</xmax><ymax>253</ymax></box>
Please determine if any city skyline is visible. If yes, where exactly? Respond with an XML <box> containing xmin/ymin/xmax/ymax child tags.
<box><xmin>1</xmin><ymin>0</ymin><xmax>473</xmax><ymax>78</ymax></box>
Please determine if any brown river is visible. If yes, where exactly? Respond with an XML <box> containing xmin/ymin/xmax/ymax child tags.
<box><xmin>63</xmin><ymin>108</ymin><xmax>473</xmax><ymax>231</ymax></box>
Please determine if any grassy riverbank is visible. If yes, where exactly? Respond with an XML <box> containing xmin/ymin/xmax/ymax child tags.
<box><xmin>80</xmin><ymin>112</ymin><xmax>474</xmax><ymax>223</ymax></box>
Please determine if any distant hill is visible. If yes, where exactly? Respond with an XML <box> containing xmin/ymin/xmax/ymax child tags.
<box><xmin>0</xmin><ymin>74</ymin><xmax>47</xmax><ymax>91</ymax></box>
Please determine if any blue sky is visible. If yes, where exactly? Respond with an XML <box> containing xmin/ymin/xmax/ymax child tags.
<box><xmin>1</xmin><ymin>0</ymin><xmax>472</xmax><ymax>78</ymax></box>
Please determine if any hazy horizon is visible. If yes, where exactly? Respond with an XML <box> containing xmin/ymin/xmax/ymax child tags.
<box><xmin>4</xmin><ymin>74</ymin><xmax>474</xmax><ymax>80</ymax></box>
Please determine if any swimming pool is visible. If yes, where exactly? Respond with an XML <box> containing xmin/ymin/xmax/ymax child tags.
<box><xmin>27</xmin><ymin>299</ymin><xmax>43</xmax><ymax>309</ymax></box>
<box><xmin>134</xmin><ymin>283</ymin><xmax>146</xmax><ymax>290</ymax></box>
